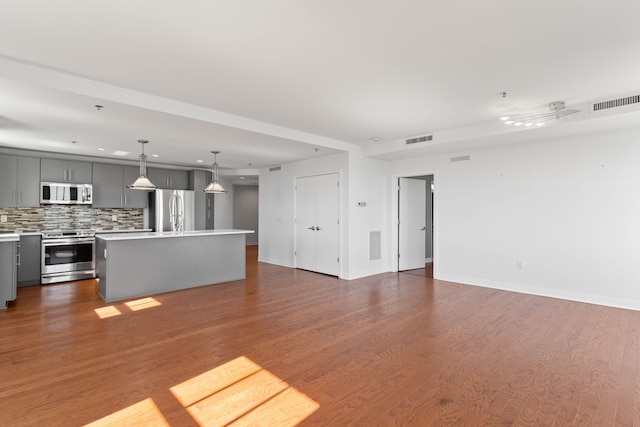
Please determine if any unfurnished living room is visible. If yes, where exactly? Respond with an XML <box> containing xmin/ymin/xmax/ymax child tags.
<box><xmin>2</xmin><ymin>1</ymin><xmax>640</xmax><ymax>426</ymax></box>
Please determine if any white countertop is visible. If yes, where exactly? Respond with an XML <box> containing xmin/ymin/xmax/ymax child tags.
<box><xmin>0</xmin><ymin>231</ymin><xmax>42</xmax><ymax>236</ymax></box>
<box><xmin>96</xmin><ymin>229</ymin><xmax>254</xmax><ymax>241</ymax></box>
<box><xmin>0</xmin><ymin>233</ymin><xmax>20</xmax><ymax>242</ymax></box>
<box><xmin>94</xmin><ymin>229</ymin><xmax>152</xmax><ymax>234</ymax></box>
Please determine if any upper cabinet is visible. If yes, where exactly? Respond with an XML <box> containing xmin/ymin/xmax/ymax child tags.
<box><xmin>148</xmin><ymin>168</ymin><xmax>189</xmax><ymax>190</ymax></box>
<box><xmin>0</xmin><ymin>155</ymin><xmax>41</xmax><ymax>207</ymax></box>
<box><xmin>41</xmin><ymin>159</ymin><xmax>92</xmax><ymax>183</ymax></box>
<box><xmin>92</xmin><ymin>163</ymin><xmax>148</xmax><ymax>208</ymax></box>
<box><xmin>123</xmin><ymin>166</ymin><xmax>149</xmax><ymax>208</ymax></box>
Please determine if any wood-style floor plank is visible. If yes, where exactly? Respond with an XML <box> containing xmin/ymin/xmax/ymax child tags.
<box><xmin>2</xmin><ymin>246</ymin><xmax>640</xmax><ymax>426</ymax></box>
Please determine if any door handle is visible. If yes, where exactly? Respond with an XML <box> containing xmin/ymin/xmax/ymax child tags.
<box><xmin>420</xmin><ymin>226</ymin><xmax>426</xmax><ymax>231</ymax></box>
<box><xmin>316</xmin><ymin>227</ymin><xmax>322</xmax><ymax>231</ymax></box>
<box><xmin>308</xmin><ymin>226</ymin><xmax>316</xmax><ymax>230</ymax></box>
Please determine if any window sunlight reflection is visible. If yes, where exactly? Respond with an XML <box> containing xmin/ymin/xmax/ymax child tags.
<box><xmin>125</xmin><ymin>297</ymin><xmax>162</xmax><ymax>311</ymax></box>
<box><xmin>83</xmin><ymin>398</ymin><xmax>169</xmax><ymax>426</ymax></box>
<box><xmin>171</xmin><ymin>356</ymin><xmax>319</xmax><ymax>426</ymax></box>
<box><xmin>85</xmin><ymin>356</ymin><xmax>318</xmax><ymax>426</ymax></box>
<box><xmin>94</xmin><ymin>306</ymin><xmax>122</xmax><ymax>319</ymax></box>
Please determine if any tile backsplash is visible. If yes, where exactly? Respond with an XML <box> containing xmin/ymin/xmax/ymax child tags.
<box><xmin>0</xmin><ymin>206</ymin><xmax>144</xmax><ymax>232</ymax></box>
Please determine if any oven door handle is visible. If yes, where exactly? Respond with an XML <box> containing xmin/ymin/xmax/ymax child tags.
<box><xmin>42</xmin><ymin>238</ymin><xmax>95</xmax><ymax>246</ymax></box>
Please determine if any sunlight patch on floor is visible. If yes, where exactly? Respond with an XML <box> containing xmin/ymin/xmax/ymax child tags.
<box><xmin>84</xmin><ymin>356</ymin><xmax>318</xmax><ymax>426</ymax></box>
<box><xmin>171</xmin><ymin>356</ymin><xmax>319</xmax><ymax>426</ymax></box>
<box><xmin>125</xmin><ymin>297</ymin><xmax>162</xmax><ymax>311</ymax></box>
<box><xmin>94</xmin><ymin>306</ymin><xmax>122</xmax><ymax>319</ymax></box>
<box><xmin>94</xmin><ymin>297</ymin><xmax>162</xmax><ymax>318</ymax></box>
<box><xmin>83</xmin><ymin>398</ymin><xmax>169</xmax><ymax>426</ymax></box>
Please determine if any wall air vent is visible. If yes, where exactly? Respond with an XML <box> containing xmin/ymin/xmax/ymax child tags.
<box><xmin>450</xmin><ymin>155</ymin><xmax>471</xmax><ymax>162</ymax></box>
<box><xmin>591</xmin><ymin>94</ymin><xmax>640</xmax><ymax>116</ymax></box>
<box><xmin>406</xmin><ymin>135</ymin><xmax>433</xmax><ymax>145</ymax></box>
<box><xmin>592</xmin><ymin>95</ymin><xmax>640</xmax><ymax>112</ymax></box>
<box><xmin>269</xmin><ymin>166</ymin><xmax>282</xmax><ymax>172</ymax></box>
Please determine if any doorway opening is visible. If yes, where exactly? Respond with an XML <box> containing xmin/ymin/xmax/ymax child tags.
<box><xmin>397</xmin><ymin>175</ymin><xmax>434</xmax><ymax>278</ymax></box>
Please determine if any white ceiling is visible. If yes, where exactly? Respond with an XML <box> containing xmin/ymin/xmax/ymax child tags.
<box><xmin>1</xmin><ymin>1</ymin><xmax>640</xmax><ymax>177</ymax></box>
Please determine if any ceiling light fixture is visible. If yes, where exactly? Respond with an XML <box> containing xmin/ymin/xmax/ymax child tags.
<box><xmin>500</xmin><ymin>101</ymin><xmax>579</xmax><ymax>128</ymax></box>
<box><xmin>203</xmin><ymin>151</ymin><xmax>227</xmax><ymax>194</ymax></box>
<box><xmin>127</xmin><ymin>140</ymin><xmax>157</xmax><ymax>190</ymax></box>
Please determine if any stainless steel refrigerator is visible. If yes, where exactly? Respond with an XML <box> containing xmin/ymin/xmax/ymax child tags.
<box><xmin>149</xmin><ymin>189</ymin><xmax>195</xmax><ymax>232</ymax></box>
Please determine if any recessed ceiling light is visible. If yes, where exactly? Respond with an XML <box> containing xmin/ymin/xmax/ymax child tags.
<box><xmin>370</xmin><ymin>137</ymin><xmax>381</xmax><ymax>142</ymax></box>
<box><xmin>112</xmin><ymin>151</ymin><xmax>129</xmax><ymax>156</ymax></box>
<box><xmin>196</xmin><ymin>159</ymin><xmax>204</xmax><ymax>163</ymax></box>
<box><xmin>97</xmin><ymin>148</ymin><xmax>105</xmax><ymax>151</ymax></box>
<box><xmin>152</xmin><ymin>154</ymin><xmax>159</xmax><ymax>158</ymax></box>
<box><xmin>240</xmin><ymin>176</ymin><xmax>245</xmax><ymax>179</ymax></box>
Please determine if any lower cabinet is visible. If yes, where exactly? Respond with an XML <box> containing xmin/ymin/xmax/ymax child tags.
<box><xmin>0</xmin><ymin>241</ymin><xmax>18</xmax><ymax>309</ymax></box>
<box><xmin>18</xmin><ymin>235</ymin><xmax>41</xmax><ymax>287</ymax></box>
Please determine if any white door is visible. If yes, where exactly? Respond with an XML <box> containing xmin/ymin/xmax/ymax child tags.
<box><xmin>295</xmin><ymin>173</ymin><xmax>340</xmax><ymax>276</ymax></box>
<box><xmin>398</xmin><ymin>177</ymin><xmax>426</xmax><ymax>270</ymax></box>
<box><xmin>295</xmin><ymin>175</ymin><xmax>318</xmax><ymax>272</ymax></box>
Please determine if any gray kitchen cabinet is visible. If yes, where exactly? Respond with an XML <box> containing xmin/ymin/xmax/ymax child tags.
<box><xmin>41</xmin><ymin>159</ymin><xmax>93</xmax><ymax>183</ymax></box>
<box><xmin>92</xmin><ymin>163</ymin><xmax>148</xmax><ymax>208</ymax></box>
<box><xmin>18</xmin><ymin>235</ymin><xmax>41</xmax><ymax>287</ymax></box>
<box><xmin>0</xmin><ymin>155</ymin><xmax>40</xmax><ymax>207</ymax></box>
<box><xmin>148</xmin><ymin>167</ymin><xmax>189</xmax><ymax>190</ymax></box>
<box><xmin>0</xmin><ymin>240</ymin><xmax>18</xmax><ymax>309</ymax></box>
<box><xmin>123</xmin><ymin>166</ymin><xmax>150</xmax><ymax>208</ymax></box>
<box><xmin>190</xmin><ymin>170</ymin><xmax>214</xmax><ymax>230</ymax></box>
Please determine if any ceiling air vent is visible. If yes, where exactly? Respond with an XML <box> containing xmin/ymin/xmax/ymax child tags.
<box><xmin>592</xmin><ymin>94</ymin><xmax>640</xmax><ymax>113</ymax></box>
<box><xmin>406</xmin><ymin>135</ymin><xmax>433</xmax><ymax>145</ymax></box>
<box><xmin>269</xmin><ymin>165</ymin><xmax>282</xmax><ymax>172</ymax></box>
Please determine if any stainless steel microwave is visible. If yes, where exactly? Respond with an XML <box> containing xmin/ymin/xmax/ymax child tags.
<box><xmin>40</xmin><ymin>182</ymin><xmax>93</xmax><ymax>205</ymax></box>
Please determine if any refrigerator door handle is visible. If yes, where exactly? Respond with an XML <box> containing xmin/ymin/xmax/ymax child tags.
<box><xmin>169</xmin><ymin>194</ymin><xmax>177</xmax><ymax>231</ymax></box>
<box><xmin>175</xmin><ymin>194</ymin><xmax>184</xmax><ymax>232</ymax></box>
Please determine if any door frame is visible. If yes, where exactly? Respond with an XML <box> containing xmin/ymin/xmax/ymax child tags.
<box><xmin>391</xmin><ymin>170</ymin><xmax>438</xmax><ymax>278</ymax></box>
<box><xmin>293</xmin><ymin>170</ymin><xmax>343</xmax><ymax>278</ymax></box>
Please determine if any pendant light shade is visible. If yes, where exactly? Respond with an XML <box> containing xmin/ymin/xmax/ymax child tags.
<box><xmin>128</xmin><ymin>139</ymin><xmax>157</xmax><ymax>190</ymax></box>
<box><xmin>204</xmin><ymin>151</ymin><xmax>227</xmax><ymax>193</ymax></box>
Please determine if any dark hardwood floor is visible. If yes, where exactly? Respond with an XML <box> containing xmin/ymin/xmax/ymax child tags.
<box><xmin>1</xmin><ymin>246</ymin><xmax>639</xmax><ymax>426</ymax></box>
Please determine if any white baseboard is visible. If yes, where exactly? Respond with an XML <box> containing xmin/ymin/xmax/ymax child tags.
<box><xmin>257</xmin><ymin>257</ymin><xmax>293</xmax><ymax>268</ymax></box>
<box><xmin>438</xmin><ymin>274</ymin><xmax>640</xmax><ymax>312</ymax></box>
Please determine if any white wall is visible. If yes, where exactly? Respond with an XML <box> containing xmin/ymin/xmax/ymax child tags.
<box><xmin>345</xmin><ymin>151</ymin><xmax>391</xmax><ymax>279</ymax></box>
<box><xmin>391</xmin><ymin>125</ymin><xmax>640</xmax><ymax>310</ymax></box>
<box><xmin>233</xmin><ymin>185</ymin><xmax>259</xmax><ymax>245</ymax></box>
<box><xmin>258</xmin><ymin>150</ymin><xmax>392</xmax><ymax>279</ymax></box>
<box><xmin>258</xmin><ymin>153</ymin><xmax>348</xmax><ymax>273</ymax></box>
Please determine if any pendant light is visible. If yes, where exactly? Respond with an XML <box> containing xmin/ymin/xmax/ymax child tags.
<box><xmin>203</xmin><ymin>150</ymin><xmax>227</xmax><ymax>193</ymax></box>
<box><xmin>127</xmin><ymin>139</ymin><xmax>157</xmax><ymax>190</ymax></box>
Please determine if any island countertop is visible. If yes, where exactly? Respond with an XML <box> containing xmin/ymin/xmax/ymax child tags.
<box><xmin>96</xmin><ymin>229</ymin><xmax>253</xmax><ymax>241</ymax></box>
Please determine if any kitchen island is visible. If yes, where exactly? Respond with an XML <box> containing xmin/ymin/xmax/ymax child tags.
<box><xmin>96</xmin><ymin>229</ymin><xmax>253</xmax><ymax>302</ymax></box>
<box><xmin>0</xmin><ymin>233</ymin><xmax>19</xmax><ymax>309</ymax></box>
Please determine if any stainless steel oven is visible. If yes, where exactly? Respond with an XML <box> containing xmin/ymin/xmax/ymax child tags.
<box><xmin>41</xmin><ymin>229</ymin><xmax>96</xmax><ymax>284</ymax></box>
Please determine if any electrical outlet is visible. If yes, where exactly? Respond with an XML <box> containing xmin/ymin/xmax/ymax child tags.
<box><xmin>112</xmin><ymin>214</ymin><xmax>117</xmax><ymax>221</ymax></box>
<box><xmin>516</xmin><ymin>260</ymin><xmax>524</xmax><ymax>269</ymax></box>
<box><xmin>0</xmin><ymin>214</ymin><xmax>7</xmax><ymax>223</ymax></box>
